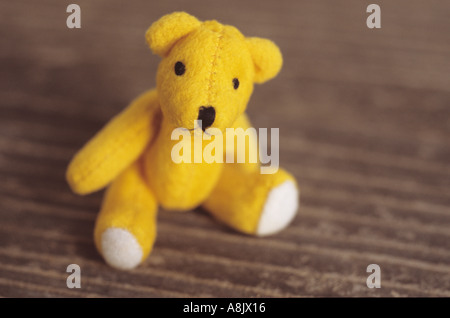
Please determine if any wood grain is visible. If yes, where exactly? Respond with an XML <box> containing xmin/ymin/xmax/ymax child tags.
<box><xmin>0</xmin><ymin>0</ymin><xmax>449</xmax><ymax>297</ymax></box>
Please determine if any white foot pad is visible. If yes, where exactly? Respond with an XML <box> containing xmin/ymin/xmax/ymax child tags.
<box><xmin>101</xmin><ymin>227</ymin><xmax>143</xmax><ymax>270</ymax></box>
<box><xmin>256</xmin><ymin>180</ymin><xmax>299</xmax><ymax>236</ymax></box>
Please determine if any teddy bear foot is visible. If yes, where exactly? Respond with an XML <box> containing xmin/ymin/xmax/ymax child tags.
<box><xmin>100</xmin><ymin>227</ymin><xmax>143</xmax><ymax>270</ymax></box>
<box><xmin>203</xmin><ymin>166</ymin><xmax>299</xmax><ymax>236</ymax></box>
<box><xmin>256</xmin><ymin>180</ymin><xmax>298</xmax><ymax>236</ymax></box>
<box><xmin>92</xmin><ymin>162</ymin><xmax>158</xmax><ymax>269</ymax></box>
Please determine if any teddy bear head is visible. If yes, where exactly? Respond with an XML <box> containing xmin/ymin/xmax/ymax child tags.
<box><xmin>146</xmin><ymin>12</ymin><xmax>282</xmax><ymax>132</ymax></box>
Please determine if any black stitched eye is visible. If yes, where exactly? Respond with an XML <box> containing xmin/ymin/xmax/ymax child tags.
<box><xmin>174</xmin><ymin>61</ymin><xmax>185</xmax><ymax>76</ymax></box>
<box><xmin>233</xmin><ymin>78</ymin><xmax>239</xmax><ymax>89</ymax></box>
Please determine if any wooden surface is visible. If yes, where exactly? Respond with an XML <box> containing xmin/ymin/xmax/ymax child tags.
<box><xmin>1</xmin><ymin>0</ymin><xmax>450</xmax><ymax>297</ymax></box>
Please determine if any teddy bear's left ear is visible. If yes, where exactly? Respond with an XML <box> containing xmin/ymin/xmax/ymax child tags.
<box><xmin>146</xmin><ymin>12</ymin><xmax>201</xmax><ymax>57</ymax></box>
<box><xmin>246</xmin><ymin>37</ymin><xmax>283</xmax><ymax>84</ymax></box>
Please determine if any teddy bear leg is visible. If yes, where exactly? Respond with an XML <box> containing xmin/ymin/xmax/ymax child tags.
<box><xmin>202</xmin><ymin>165</ymin><xmax>299</xmax><ymax>236</ymax></box>
<box><xmin>94</xmin><ymin>161</ymin><xmax>157</xmax><ymax>270</ymax></box>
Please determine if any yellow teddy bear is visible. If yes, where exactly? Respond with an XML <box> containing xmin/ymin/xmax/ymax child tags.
<box><xmin>66</xmin><ymin>12</ymin><xmax>299</xmax><ymax>270</ymax></box>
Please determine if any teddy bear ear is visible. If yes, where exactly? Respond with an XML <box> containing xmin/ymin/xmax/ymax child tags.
<box><xmin>246</xmin><ymin>37</ymin><xmax>283</xmax><ymax>84</ymax></box>
<box><xmin>146</xmin><ymin>12</ymin><xmax>201</xmax><ymax>57</ymax></box>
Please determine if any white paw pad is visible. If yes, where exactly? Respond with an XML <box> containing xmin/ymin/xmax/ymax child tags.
<box><xmin>101</xmin><ymin>227</ymin><xmax>143</xmax><ymax>270</ymax></box>
<box><xmin>256</xmin><ymin>180</ymin><xmax>299</xmax><ymax>236</ymax></box>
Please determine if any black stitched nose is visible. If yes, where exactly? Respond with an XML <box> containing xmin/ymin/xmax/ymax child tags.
<box><xmin>197</xmin><ymin>106</ymin><xmax>215</xmax><ymax>131</ymax></box>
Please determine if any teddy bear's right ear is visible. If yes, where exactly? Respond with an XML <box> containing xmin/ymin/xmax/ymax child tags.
<box><xmin>246</xmin><ymin>37</ymin><xmax>283</xmax><ymax>84</ymax></box>
<box><xmin>146</xmin><ymin>12</ymin><xmax>201</xmax><ymax>57</ymax></box>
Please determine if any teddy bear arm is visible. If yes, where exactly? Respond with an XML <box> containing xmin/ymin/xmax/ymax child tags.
<box><xmin>66</xmin><ymin>89</ymin><xmax>161</xmax><ymax>195</ymax></box>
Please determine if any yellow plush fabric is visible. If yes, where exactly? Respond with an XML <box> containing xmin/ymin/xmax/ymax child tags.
<box><xmin>146</xmin><ymin>12</ymin><xmax>201</xmax><ymax>57</ymax></box>
<box><xmin>246</xmin><ymin>37</ymin><xmax>283</xmax><ymax>84</ymax></box>
<box><xmin>155</xmin><ymin>19</ymin><xmax>256</xmax><ymax>132</ymax></box>
<box><xmin>226</xmin><ymin>112</ymin><xmax>260</xmax><ymax>173</ymax></box>
<box><xmin>143</xmin><ymin>116</ymin><xmax>225</xmax><ymax>210</ymax></box>
<box><xmin>203</xmin><ymin>167</ymin><xmax>296</xmax><ymax>235</ymax></box>
<box><xmin>66</xmin><ymin>12</ymin><xmax>298</xmax><ymax>270</ymax></box>
<box><xmin>94</xmin><ymin>161</ymin><xmax>157</xmax><ymax>263</ymax></box>
<box><xmin>66</xmin><ymin>90</ymin><xmax>161</xmax><ymax>195</ymax></box>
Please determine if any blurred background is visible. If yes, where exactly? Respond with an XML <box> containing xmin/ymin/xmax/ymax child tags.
<box><xmin>1</xmin><ymin>0</ymin><xmax>449</xmax><ymax>297</ymax></box>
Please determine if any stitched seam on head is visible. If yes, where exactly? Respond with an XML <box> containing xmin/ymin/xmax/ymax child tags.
<box><xmin>206</xmin><ymin>27</ymin><xmax>225</xmax><ymax>106</ymax></box>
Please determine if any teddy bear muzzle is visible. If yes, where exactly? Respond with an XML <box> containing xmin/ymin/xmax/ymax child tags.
<box><xmin>197</xmin><ymin>106</ymin><xmax>215</xmax><ymax>131</ymax></box>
